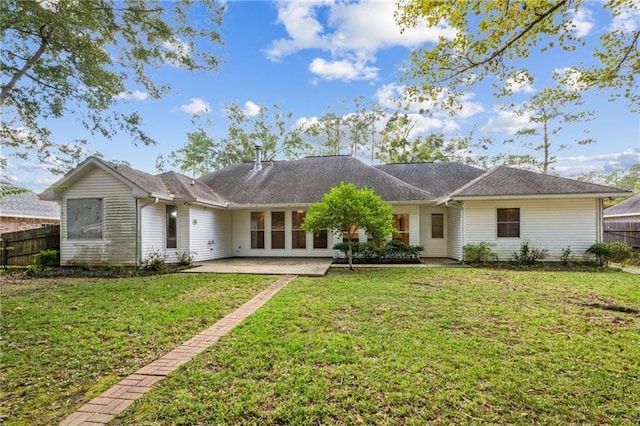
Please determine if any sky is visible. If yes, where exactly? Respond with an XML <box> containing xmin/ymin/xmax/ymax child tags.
<box><xmin>4</xmin><ymin>0</ymin><xmax>640</xmax><ymax>193</ymax></box>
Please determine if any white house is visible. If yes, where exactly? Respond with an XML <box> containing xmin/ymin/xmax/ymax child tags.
<box><xmin>40</xmin><ymin>152</ymin><xmax>631</xmax><ymax>266</ymax></box>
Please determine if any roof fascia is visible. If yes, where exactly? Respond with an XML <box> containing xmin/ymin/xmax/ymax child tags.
<box><xmin>603</xmin><ymin>212</ymin><xmax>640</xmax><ymax>218</ymax></box>
<box><xmin>451</xmin><ymin>192</ymin><xmax>632</xmax><ymax>201</ymax></box>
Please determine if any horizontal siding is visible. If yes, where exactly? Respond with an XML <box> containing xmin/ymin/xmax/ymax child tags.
<box><xmin>463</xmin><ymin>198</ymin><xmax>598</xmax><ymax>261</ymax></box>
<box><xmin>447</xmin><ymin>208</ymin><xmax>462</xmax><ymax>260</ymax></box>
<box><xmin>189</xmin><ymin>206</ymin><xmax>233</xmax><ymax>261</ymax></box>
<box><xmin>141</xmin><ymin>203</ymin><xmax>164</xmax><ymax>260</ymax></box>
<box><xmin>419</xmin><ymin>206</ymin><xmax>447</xmax><ymax>257</ymax></box>
<box><xmin>61</xmin><ymin>167</ymin><xmax>136</xmax><ymax>265</ymax></box>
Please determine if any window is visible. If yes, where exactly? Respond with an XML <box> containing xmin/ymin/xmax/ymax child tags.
<box><xmin>271</xmin><ymin>212</ymin><xmax>285</xmax><ymax>249</ymax></box>
<box><xmin>251</xmin><ymin>212</ymin><xmax>265</xmax><ymax>249</ymax></box>
<box><xmin>67</xmin><ymin>198</ymin><xmax>102</xmax><ymax>239</ymax></box>
<box><xmin>313</xmin><ymin>230</ymin><xmax>328</xmax><ymax>249</ymax></box>
<box><xmin>366</xmin><ymin>233</ymin><xmax>383</xmax><ymax>247</ymax></box>
<box><xmin>497</xmin><ymin>208</ymin><xmax>520</xmax><ymax>238</ymax></box>
<box><xmin>392</xmin><ymin>214</ymin><xmax>410</xmax><ymax>244</ymax></box>
<box><xmin>292</xmin><ymin>210</ymin><xmax>306</xmax><ymax>249</ymax></box>
<box><xmin>166</xmin><ymin>205</ymin><xmax>177</xmax><ymax>248</ymax></box>
<box><xmin>431</xmin><ymin>214</ymin><xmax>444</xmax><ymax>239</ymax></box>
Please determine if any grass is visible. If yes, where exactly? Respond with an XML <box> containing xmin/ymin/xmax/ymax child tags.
<box><xmin>0</xmin><ymin>273</ymin><xmax>275</xmax><ymax>425</ymax></box>
<box><xmin>2</xmin><ymin>268</ymin><xmax>639</xmax><ymax>425</ymax></box>
<box><xmin>115</xmin><ymin>268</ymin><xmax>640</xmax><ymax>425</ymax></box>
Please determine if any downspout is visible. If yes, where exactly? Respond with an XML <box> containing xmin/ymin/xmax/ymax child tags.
<box><xmin>596</xmin><ymin>198</ymin><xmax>603</xmax><ymax>243</ymax></box>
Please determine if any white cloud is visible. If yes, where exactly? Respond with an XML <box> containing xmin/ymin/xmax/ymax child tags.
<box><xmin>179</xmin><ymin>98</ymin><xmax>210</xmax><ymax>115</ymax></box>
<box><xmin>242</xmin><ymin>101</ymin><xmax>261</xmax><ymax>117</ymax></box>
<box><xmin>569</xmin><ymin>8</ymin><xmax>594</xmax><ymax>38</ymax></box>
<box><xmin>266</xmin><ymin>1</ymin><xmax>454</xmax><ymax>81</ymax></box>
<box><xmin>504</xmin><ymin>72</ymin><xmax>536</xmax><ymax>94</ymax></box>
<box><xmin>554</xmin><ymin>67</ymin><xmax>587</xmax><ymax>91</ymax></box>
<box><xmin>610</xmin><ymin>1</ymin><xmax>640</xmax><ymax>32</ymax></box>
<box><xmin>114</xmin><ymin>90</ymin><xmax>149</xmax><ymax>101</ymax></box>
<box><xmin>163</xmin><ymin>38</ymin><xmax>192</xmax><ymax>67</ymax></box>
<box><xmin>481</xmin><ymin>107</ymin><xmax>536</xmax><ymax>135</ymax></box>
<box><xmin>374</xmin><ymin>83</ymin><xmax>484</xmax><ymax>119</ymax></box>
<box><xmin>309</xmin><ymin>57</ymin><xmax>378</xmax><ymax>81</ymax></box>
<box><xmin>555</xmin><ymin>148</ymin><xmax>640</xmax><ymax>176</ymax></box>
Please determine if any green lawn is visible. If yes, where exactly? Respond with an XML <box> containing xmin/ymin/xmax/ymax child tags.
<box><xmin>0</xmin><ymin>273</ymin><xmax>275</xmax><ymax>425</ymax></box>
<box><xmin>2</xmin><ymin>269</ymin><xmax>639</xmax><ymax>425</ymax></box>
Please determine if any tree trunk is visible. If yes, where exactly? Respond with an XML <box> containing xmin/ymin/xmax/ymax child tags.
<box><xmin>348</xmin><ymin>238</ymin><xmax>354</xmax><ymax>271</ymax></box>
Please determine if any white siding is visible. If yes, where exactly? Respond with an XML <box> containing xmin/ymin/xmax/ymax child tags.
<box><xmin>419</xmin><ymin>206</ymin><xmax>447</xmax><ymax>257</ymax></box>
<box><xmin>61</xmin><ymin>167</ymin><xmax>137</xmax><ymax>265</ymax></box>
<box><xmin>189</xmin><ymin>206</ymin><xmax>233</xmax><ymax>260</ymax></box>
<box><xmin>447</xmin><ymin>207</ymin><xmax>463</xmax><ymax>260</ymax></box>
<box><xmin>141</xmin><ymin>202</ymin><xmax>164</xmax><ymax>260</ymax></box>
<box><xmin>463</xmin><ymin>198</ymin><xmax>599</xmax><ymax>261</ymax></box>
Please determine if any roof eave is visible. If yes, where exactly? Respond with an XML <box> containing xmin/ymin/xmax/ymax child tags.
<box><xmin>451</xmin><ymin>192</ymin><xmax>632</xmax><ymax>201</ymax></box>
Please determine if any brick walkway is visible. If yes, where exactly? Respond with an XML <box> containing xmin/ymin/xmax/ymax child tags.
<box><xmin>60</xmin><ymin>275</ymin><xmax>297</xmax><ymax>426</ymax></box>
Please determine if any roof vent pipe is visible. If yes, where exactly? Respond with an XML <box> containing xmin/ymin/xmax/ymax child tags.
<box><xmin>254</xmin><ymin>145</ymin><xmax>262</xmax><ymax>171</ymax></box>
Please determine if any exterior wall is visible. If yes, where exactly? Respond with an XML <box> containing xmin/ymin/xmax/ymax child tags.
<box><xmin>0</xmin><ymin>216</ymin><xmax>60</xmax><ymax>234</ymax></box>
<box><xmin>60</xmin><ymin>168</ymin><xmax>137</xmax><ymax>265</ymax></box>
<box><xmin>231</xmin><ymin>207</ymin><xmax>335</xmax><ymax>257</ymax></box>
<box><xmin>230</xmin><ymin>205</ymin><xmax>420</xmax><ymax>258</ymax></box>
<box><xmin>462</xmin><ymin>198</ymin><xmax>599</xmax><ymax>261</ymax></box>
<box><xmin>419</xmin><ymin>206</ymin><xmax>447</xmax><ymax>257</ymax></box>
<box><xmin>189</xmin><ymin>206</ymin><xmax>233</xmax><ymax>260</ymax></box>
<box><xmin>446</xmin><ymin>207</ymin><xmax>463</xmax><ymax>260</ymax></box>
<box><xmin>141</xmin><ymin>202</ymin><xmax>164</xmax><ymax>260</ymax></box>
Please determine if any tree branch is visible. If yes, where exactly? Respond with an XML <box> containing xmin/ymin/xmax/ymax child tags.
<box><xmin>1</xmin><ymin>23</ymin><xmax>54</xmax><ymax>105</ymax></box>
<box><xmin>610</xmin><ymin>30</ymin><xmax>639</xmax><ymax>77</ymax></box>
<box><xmin>435</xmin><ymin>0</ymin><xmax>568</xmax><ymax>84</ymax></box>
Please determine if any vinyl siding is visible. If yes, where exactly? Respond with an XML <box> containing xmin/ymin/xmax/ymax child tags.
<box><xmin>447</xmin><ymin>207</ymin><xmax>463</xmax><ymax>260</ymax></box>
<box><xmin>419</xmin><ymin>206</ymin><xmax>447</xmax><ymax>257</ymax></box>
<box><xmin>141</xmin><ymin>202</ymin><xmax>164</xmax><ymax>260</ymax></box>
<box><xmin>463</xmin><ymin>198</ymin><xmax>599</xmax><ymax>260</ymax></box>
<box><xmin>61</xmin><ymin>168</ymin><xmax>136</xmax><ymax>265</ymax></box>
<box><xmin>190</xmin><ymin>206</ymin><xmax>233</xmax><ymax>260</ymax></box>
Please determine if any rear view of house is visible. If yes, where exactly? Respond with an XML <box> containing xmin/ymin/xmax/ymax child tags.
<box><xmin>40</xmin><ymin>153</ymin><xmax>630</xmax><ymax>266</ymax></box>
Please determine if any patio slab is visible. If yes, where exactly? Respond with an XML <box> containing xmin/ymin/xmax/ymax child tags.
<box><xmin>184</xmin><ymin>257</ymin><xmax>334</xmax><ymax>276</ymax></box>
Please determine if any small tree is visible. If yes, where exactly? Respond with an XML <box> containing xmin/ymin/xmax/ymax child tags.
<box><xmin>303</xmin><ymin>182</ymin><xmax>394</xmax><ymax>271</ymax></box>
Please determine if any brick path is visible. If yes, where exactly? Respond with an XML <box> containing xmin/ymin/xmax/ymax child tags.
<box><xmin>60</xmin><ymin>275</ymin><xmax>297</xmax><ymax>426</ymax></box>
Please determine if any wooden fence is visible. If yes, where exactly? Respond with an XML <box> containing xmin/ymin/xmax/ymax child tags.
<box><xmin>0</xmin><ymin>225</ymin><xmax>60</xmax><ymax>266</ymax></box>
<box><xmin>603</xmin><ymin>221</ymin><xmax>640</xmax><ymax>248</ymax></box>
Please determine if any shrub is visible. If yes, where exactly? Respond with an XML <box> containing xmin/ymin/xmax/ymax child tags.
<box><xmin>586</xmin><ymin>242</ymin><xmax>633</xmax><ymax>266</ymax></box>
<box><xmin>32</xmin><ymin>249</ymin><xmax>60</xmax><ymax>269</ymax></box>
<box><xmin>512</xmin><ymin>242</ymin><xmax>548</xmax><ymax>266</ymax></box>
<box><xmin>560</xmin><ymin>246</ymin><xmax>573</xmax><ymax>265</ymax></box>
<box><xmin>333</xmin><ymin>240</ymin><xmax>423</xmax><ymax>264</ymax></box>
<box><xmin>176</xmin><ymin>251</ymin><xmax>196</xmax><ymax>267</ymax></box>
<box><xmin>463</xmin><ymin>242</ymin><xmax>497</xmax><ymax>264</ymax></box>
<box><xmin>141</xmin><ymin>249</ymin><xmax>168</xmax><ymax>272</ymax></box>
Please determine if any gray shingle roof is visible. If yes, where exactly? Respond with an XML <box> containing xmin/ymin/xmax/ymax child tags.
<box><xmin>158</xmin><ymin>171</ymin><xmax>227</xmax><ymax>204</ymax></box>
<box><xmin>198</xmin><ymin>156</ymin><xmax>433</xmax><ymax>204</ymax></box>
<box><xmin>1</xmin><ymin>184</ymin><xmax>60</xmax><ymax>219</ymax></box>
<box><xmin>450</xmin><ymin>166</ymin><xmax>629</xmax><ymax>197</ymax></box>
<box><xmin>604</xmin><ymin>193</ymin><xmax>640</xmax><ymax>217</ymax></box>
<box><xmin>375</xmin><ymin>162</ymin><xmax>485</xmax><ymax>199</ymax></box>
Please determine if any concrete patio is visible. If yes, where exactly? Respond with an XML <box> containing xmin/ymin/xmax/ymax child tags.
<box><xmin>183</xmin><ymin>257</ymin><xmax>463</xmax><ymax>276</ymax></box>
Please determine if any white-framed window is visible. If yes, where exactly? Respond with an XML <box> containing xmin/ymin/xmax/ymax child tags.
<box><xmin>166</xmin><ymin>205</ymin><xmax>177</xmax><ymax>248</ymax></box>
<box><xmin>251</xmin><ymin>212</ymin><xmax>265</xmax><ymax>249</ymax></box>
<box><xmin>497</xmin><ymin>208</ymin><xmax>520</xmax><ymax>238</ymax></box>
<box><xmin>271</xmin><ymin>211</ymin><xmax>285</xmax><ymax>249</ymax></box>
<box><xmin>392</xmin><ymin>214</ymin><xmax>410</xmax><ymax>244</ymax></box>
<box><xmin>292</xmin><ymin>210</ymin><xmax>306</xmax><ymax>249</ymax></box>
<box><xmin>431</xmin><ymin>214</ymin><xmax>444</xmax><ymax>239</ymax></box>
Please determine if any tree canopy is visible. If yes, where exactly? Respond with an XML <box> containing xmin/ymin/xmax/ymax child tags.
<box><xmin>397</xmin><ymin>0</ymin><xmax>639</xmax><ymax>112</ymax></box>
<box><xmin>1</xmin><ymin>0</ymin><xmax>224</xmax><ymax>171</ymax></box>
<box><xmin>302</xmin><ymin>182</ymin><xmax>394</xmax><ymax>270</ymax></box>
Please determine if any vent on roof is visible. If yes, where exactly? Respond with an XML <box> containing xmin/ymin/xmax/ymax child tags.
<box><xmin>254</xmin><ymin>145</ymin><xmax>262</xmax><ymax>171</ymax></box>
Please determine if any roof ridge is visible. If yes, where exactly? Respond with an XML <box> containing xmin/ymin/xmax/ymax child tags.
<box><xmin>446</xmin><ymin>165</ymin><xmax>501</xmax><ymax>198</ymax></box>
<box><xmin>363</xmin><ymin>160</ymin><xmax>435</xmax><ymax>199</ymax></box>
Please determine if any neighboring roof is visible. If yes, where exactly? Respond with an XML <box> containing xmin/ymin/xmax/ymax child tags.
<box><xmin>604</xmin><ymin>193</ymin><xmax>640</xmax><ymax>217</ymax></box>
<box><xmin>375</xmin><ymin>162</ymin><xmax>485</xmax><ymax>199</ymax></box>
<box><xmin>449</xmin><ymin>166</ymin><xmax>631</xmax><ymax>198</ymax></box>
<box><xmin>198</xmin><ymin>156</ymin><xmax>433</xmax><ymax>205</ymax></box>
<box><xmin>1</xmin><ymin>183</ymin><xmax>60</xmax><ymax>219</ymax></box>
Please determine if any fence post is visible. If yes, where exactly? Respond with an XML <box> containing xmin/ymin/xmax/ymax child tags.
<box><xmin>1</xmin><ymin>238</ymin><xmax>6</xmax><ymax>266</ymax></box>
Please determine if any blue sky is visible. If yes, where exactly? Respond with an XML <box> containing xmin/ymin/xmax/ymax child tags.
<box><xmin>5</xmin><ymin>0</ymin><xmax>640</xmax><ymax>192</ymax></box>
